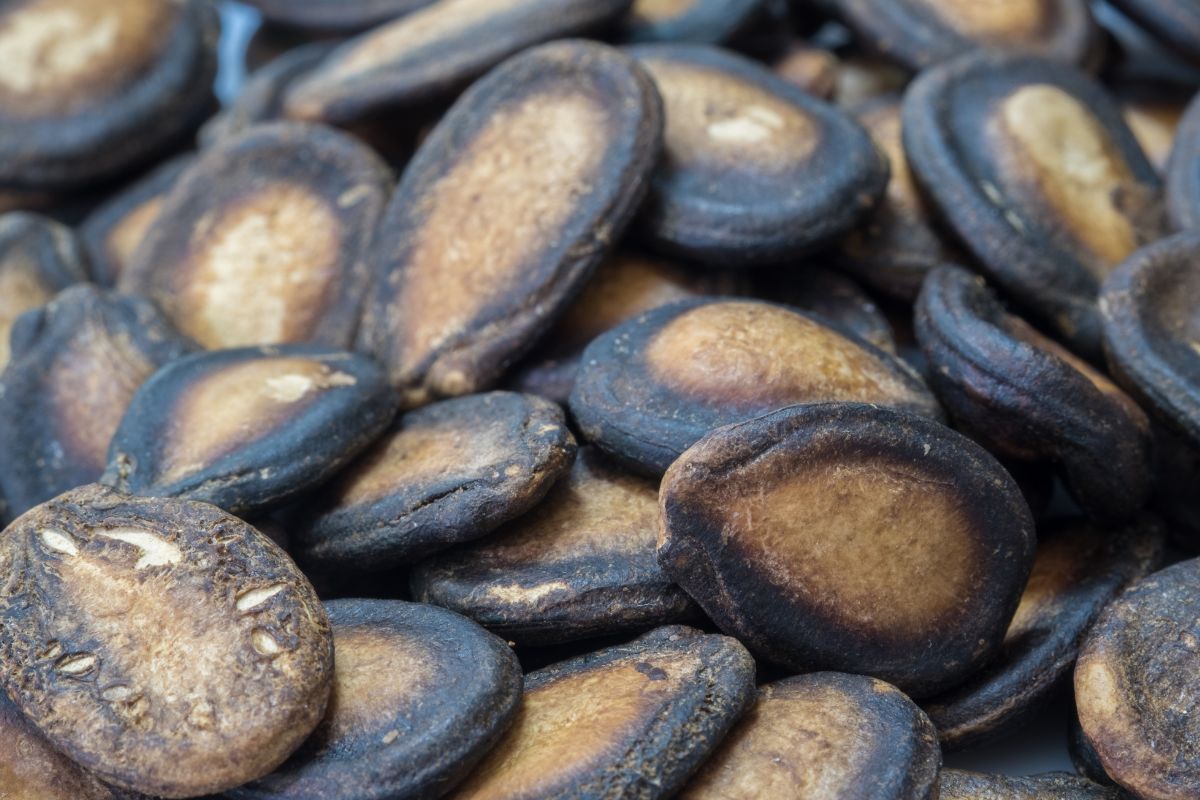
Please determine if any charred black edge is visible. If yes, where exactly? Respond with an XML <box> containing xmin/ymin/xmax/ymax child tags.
<box><xmin>1167</xmin><ymin>94</ymin><xmax>1200</xmax><ymax>231</ymax></box>
<box><xmin>0</xmin><ymin>211</ymin><xmax>91</xmax><ymax>289</ymax></box>
<box><xmin>617</xmin><ymin>0</ymin><xmax>766</xmax><ymax>45</ymax></box>
<box><xmin>1110</xmin><ymin>0</ymin><xmax>1200</xmax><ymax>66</ymax></box>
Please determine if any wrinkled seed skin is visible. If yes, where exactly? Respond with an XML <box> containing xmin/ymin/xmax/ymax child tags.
<box><xmin>228</xmin><ymin>599</ymin><xmax>523</xmax><ymax>800</ymax></box>
<box><xmin>939</xmin><ymin>769</ymin><xmax>1126</xmax><ymax>799</ymax></box>
<box><xmin>0</xmin><ymin>484</ymin><xmax>334</xmax><ymax>798</ymax></box>
<box><xmin>679</xmin><ymin>672</ymin><xmax>941</xmax><ymax>800</ymax></box>
<box><xmin>658</xmin><ymin>402</ymin><xmax>1036</xmax><ymax>697</ymax></box>
<box><xmin>1167</xmin><ymin>93</ymin><xmax>1200</xmax><ymax>231</ymax></box>
<box><xmin>1109</xmin><ymin>0</ymin><xmax>1200</xmax><ymax>65</ymax></box>
<box><xmin>244</xmin><ymin>0</ymin><xmax>437</xmax><ymax>34</ymax></box>
<box><xmin>618</xmin><ymin>0</ymin><xmax>766</xmax><ymax>45</ymax></box>
<box><xmin>449</xmin><ymin>625</ymin><xmax>756</xmax><ymax>800</ymax></box>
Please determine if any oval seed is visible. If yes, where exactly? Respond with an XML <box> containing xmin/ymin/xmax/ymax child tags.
<box><xmin>102</xmin><ymin>346</ymin><xmax>398</xmax><ymax>517</ymax></box>
<box><xmin>0</xmin><ymin>285</ymin><xmax>193</xmax><ymax>523</ymax></box>
<box><xmin>939</xmin><ymin>770</ymin><xmax>1124</xmax><ymax>799</ymax></box>
<box><xmin>903</xmin><ymin>52</ymin><xmax>1166</xmax><ymax>360</ymax></box>
<box><xmin>658</xmin><ymin>402</ymin><xmax>1035</xmax><ymax>696</ymax></box>
<box><xmin>570</xmin><ymin>299</ymin><xmax>940</xmax><ymax>476</ymax></box>
<box><xmin>922</xmin><ymin>516</ymin><xmax>1166</xmax><ymax>750</ymax></box>
<box><xmin>1075</xmin><ymin>557</ymin><xmax>1200</xmax><ymax>799</ymax></box>
<box><xmin>121</xmin><ymin>122</ymin><xmax>392</xmax><ymax>350</ymax></box>
<box><xmin>916</xmin><ymin>265</ymin><xmax>1152</xmax><ymax>523</ymax></box>
<box><xmin>630</xmin><ymin>43</ymin><xmax>888</xmax><ymax>265</ymax></box>
<box><xmin>356</xmin><ymin>41</ymin><xmax>662</xmax><ymax>408</ymax></box>
<box><xmin>228</xmin><ymin>599</ymin><xmax>522</xmax><ymax>800</ymax></box>
<box><xmin>243</xmin><ymin>0</ymin><xmax>435</xmax><ymax>34</ymax></box>
<box><xmin>0</xmin><ymin>484</ymin><xmax>334</xmax><ymax>798</ymax></box>
<box><xmin>618</xmin><ymin>0</ymin><xmax>766</xmax><ymax>44</ymax></box>
<box><xmin>449</xmin><ymin>626</ymin><xmax>755</xmax><ymax>800</ymax></box>
<box><xmin>679</xmin><ymin>673</ymin><xmax>941</xmax><ymax>800</ymax></box>
<box><xmin>292</xmin><ymin>392</ymin><xmax>576</xmax><ymax>573</ymax></box>
<box><xmin>0</xmin><ymin>0</ymin><xmax>217</xmax><ymax>191</ymax></box>
<box><xmin>411</xmin><ymin>447</ymin><xmax>695</xmax><ymax>645</ymax></box>
<box><xmin>1108</xmin><ymin>0</ymin><xmax>1200</xmax><ymax>65</ymax></box>
<box><xmin>1166</xmin><ymin>91</ymin><xmax>1200</xmax><ymax>230</ymax></box>
<box><xmin>283</xmin><ymin>0</ymin><xmax>636</xmax><ymax>126</ymax></box>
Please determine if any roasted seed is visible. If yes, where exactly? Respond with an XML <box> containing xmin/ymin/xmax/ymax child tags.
<box><xmin>243</xmin><ymin>0</ymin><xmax>436</xmax><ymax>35</ymax></box>
<box><xmin>618</xmin><ymin>0</ymin><xmax>767</xmax><ymax>45</ymax></box>
<box><xmin>938</xmin><ymin>770</ymin><xmax>1124</xmax><ymax>799</ymax></box>
<box><xmin>751</xmin><ymin>265</ymin><xmax>897</xmax><ymax>354</ymax></box>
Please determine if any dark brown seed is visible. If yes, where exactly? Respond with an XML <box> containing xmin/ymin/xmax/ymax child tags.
<box><xmin>1075</xmin><ymin>557</ymin><xmax>1200</xmax><ymax>800</ymax></box>
<box><xmin>0</xmin><ymin>484</ymin><xmax>334</xmax><ymax>798</ymax></box>
<box><xmin>0</xmin><ymin>285</ymin><xmax>193</xmax><ymax>523</ymax></box>
<box><xmin>618</xmin><ymin>0</ymin><xmax>767</xmax><ymax>44</ymax></box>
<box><xmin>0</xmin><ymin>0</ymin><xmax>218</xmax><ymax>191</ymax></box>
<box><xmin>570</xmin><ymin>299</ymin><xmax>940</xmax><ymax>476</ymax></box>
<box><xmin>243</xmin><ymin>0</ymin><xmax>435</xmax><ymax>34</ymax></box>
<box><xmin>916</xmin><ymin>265</ymin><xmax>1152</xmax><ymax>523</ymax></box>
<box><xmin>630</xmin><ymin>43</ymin><xmax>888</xmax><ymax>265</ymax></box>
<box><xmin>1108</xmin><ymin>0</ymin><xmax>1200</xmax><ymax>65</ymax></box>
<box><xmin>411</xmin><ymin>447</ymin><xmax>695</xmax><ymax>645</ymax></box>
<box><xmin>1100</xmin><ymin>231</ymin><xmax>1200</xmax><ymax>451</ymax></box>
<box><xmin>903</xmin><ymin>52</ymin><xmax>1166</xmax><ymax>360</ymax></box>
<box><xmin>283</xmin><ymin>0</ymin><xmax>635</xmax><ymax>126</ymax></box>
<box><xmin>922</xmin><ymin>516</ymin><xmax>1166</xmax><ymax>750</ymax></box>
<box><xmin>228</xmin><ymin>599</ymin><xmax>522</xmax><ymax>800</ymax></box>
<box><xmin>753</xmin><ymin>266</ymin><xmax>897</xmax><ymax>354</ymax></box>
<box><xmin>356</xmin><ymin>41</ymin><xmax>663</xmax><ymax>408</ymax></box>
<box><xmin>120</xmin><ymin>122</ymin><xmax>392</xmax><ymax>351</ymax></box>
<box><xmin>448</xmin><ymin>626</ymin><xmax>755</xmax><ymax>800</ymax></box>
<box><xmin>1166</xmin><ymin>91</ymin><xmax>1200</xmax><ymax>230</ymax></box>
<box><xmin>771</xmin><ymin>42</ymin><xmax>840</xmax><ymax>99</ymax></box>
<box><xmin>1116</xmin><ymin>80</ymin><xmax>1189</xmax><ymax>175</ymax></box>
<box><xmin>1149</xmin><ymin>425</ymin><xmax>1200</xmax><ymax>551</ymax></box>
<box><xmin>679</xmin><ymin>672</ymin><xmax>941</xmax><ymax>800</ymax></box>
<box><xmin>831</xmin><ymin>0</ymin><xmax>1100</xmax><ymax>71</ymax></box>
<box><xmin>102</xmin><ymin>346</ymin><xmax>398</xmax><ymax>517</ymax></box>
<box><xmin>658</xmin><ymin>402</ymin><xmax>1035</xmax><ymax>697</ymax></box>
<box><xmin>938</xmin><ymin>770</ymin><xmax>1125</xmax><ymax>799</ymax></box>
<box><xmin>291</xmin><ymin>392</ymin><xmax>576</xmax><ymax>574</ymax></box>
<box><xmin>78</xmin><ymin>154</ymin><xmax>194</xmax><ymax>288</ymax></box>
<box><xmin>0</xmin><ymin>211</ymin><xmax>89</xmax><ymax>368</ymax></box>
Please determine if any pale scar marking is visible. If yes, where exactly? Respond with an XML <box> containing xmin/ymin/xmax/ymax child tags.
<box><xmin>40</xmin><ymin>529</ymin><xmax>78</xmax><ymax>557</ymax></box>
<box><xmin>96</xmin><ymin>528</ymin><xmax>182</xmax><ymax>569</ymax></box>
<box><xmin>236</xmin><ymin>584</ymin><xmax>285</xmax><ymax>612</ymax></box>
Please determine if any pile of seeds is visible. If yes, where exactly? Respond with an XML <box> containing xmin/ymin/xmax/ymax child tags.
<box><xmin>1</xmin><ymin>0</ymin><xmax>1199</xmax><ymax>797</ymax></box>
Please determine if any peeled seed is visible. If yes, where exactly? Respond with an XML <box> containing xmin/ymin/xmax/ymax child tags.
<box><xmin>939</xmin><ymin>770</ymin><xmax>1124</xmax><ymax>799</ymax></box>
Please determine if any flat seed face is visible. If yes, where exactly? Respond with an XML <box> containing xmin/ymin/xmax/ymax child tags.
<box><xmin>679</xmin><ymin>673</ymin><xmax>940</xmax><ymax>800</ymax></box>
<box><xmin>1075</xmin><ymin>557</ymin><xmax>1200</xmax><ymax>799</ymax></box>
<box><xmin>0</xmin><ymin>285</ymin><xmax>193</xmax><ymax>523</ymax></box>
<box><xmin>903</xmin><ymin>53</ymin><xmax>1164</xmax><ymax>359</ymax></box>
<box><xmin>631</xmin><ymin>44</ymin><xmax>887</xmax><ymax>265</ymax></box>
<box><xmin>121</xmin><ymin>122</ymin><xmax>391</xmax><ymax>351</ymax></box>
<box><xmin>570</xmin><ymin>299</ymin><xmax>939</xmax><ymax>475</ymax></box>
<box><xmin>357</xmin><ymin>41</ymin><xmax>662</xmax><ymax>408</ymax></box>
<box><xmin>449</xmin><ymin>626</ymin><xmax>755</xmax><ymax>800</ymax></box>
<box><xmin>102</xmin><ymin>346</ymin><xmax>398</xmax><ymax>517</ymax></box>
<box><xmin>229</xmin><ymin>599</ymin><xmax>522</xmax><ymax>800</ymax></box>
<box><xmin>292</xmin><ymin>391</ymin><xmax>576</xmax><ymax>573</ymax></box>
<box><xmin>0</xmin><ymin>484</ymin><xmax>334</xmax><ymax>798</ymax></box>
<box><xmin>411</xmin><ymin>447</ymin><xmax>694</xmax><ymax>644</ymax></box>
<box><xmin>658</xmin><ymin>403</ymin><xmax>1035</xmax><ymax>697</ymax></box>
<box><xmin>939</xmin><ymin>770</ymin><xmax>1123</xmax><ymax>799</ymax></box>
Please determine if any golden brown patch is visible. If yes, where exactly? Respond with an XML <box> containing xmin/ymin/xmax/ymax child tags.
<box><xmin>1005</xmin><ymin>529</ymin><xmax>1097</xmax><ymax>638</ymax></box>
<box><xmin>915</xmin><ymin>0</ymin><xmax>1047</xmax><ymax>41</ymax></box>
<box><xmin>320</xmin><ymin>628</ymin><xmax>433</xmax><ymax>742</ymax></box>
<box><xmin>862</xmin><ymin>104</ymin><xmax>922</xmax><ymax>215</ymax></box>
<box><xmin>644</xmin><ymin>302</ymin><xmax>922</xmax><ymax>410</ymax></box>
<box><xmin>106</xmin><ymin>197</ymin><xmax>163</xmax><ymax>277</ymax></box>
<box><xmin>0</xmin><ymin>256</ymin><xmax>57</xmax><ymax>367</ymax></box>
<box><xmin>175</xmin><ymin>183</ymin><xmax>343</xmax><ymax>348</ymax></box>
<box><xmin>631</xmin><ymin>0</ymin><xmax>698</xmax><ymax>23</ymax></box>
<box><xmin>0</xmin><ymin>694</ymin><xmax>121</xmax><ymax>799</ymax></box>
<box><xmin>1123</xmin><ymin>102</ymin><xmax>1182</xmax><ymax>171</ymax></box>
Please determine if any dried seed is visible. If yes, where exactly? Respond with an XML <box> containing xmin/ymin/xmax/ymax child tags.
<box><xmin>102</xmin><ymin>346</ymin><xmax>397</xmax><ymax>517</ymax></box>
<box><xmin>751</xmin><ymin>266</ymin><xmax>897</xmax><ymax>354</ymax></box>
<box><xmin>292</xmin><ymin>392</ymin><xmax>576</xmax><ymax>573</ymax></box>
<box><xmin>1166</xmin><ymin>91</ymin><xmax>1200</xmax><ymax>230</ymax></box>
<box><xmin>903</xmin><ymin>52</ymin><xmax>1166</xmax><ymax>360</ymax></box>
<box><xmin>1075</xmin><ymin>557</ymin><xmax>1200</xmax><ymax>799</ymax></box>
<box><xmin>939</xmin><ymin>770</ymin><xmax>1124</xmax><ymax>799</ymax></box>
<box><xmin>1108</xmin><ymin>0</ymin><xmax>1200</xmax><ymax>65</ymax></box>
<box><xmin>658</xmin><ymin>402</ymin><xmax>1035</xmax><ymax>697</ymax></box>
<box><xmin>570</xmin><ymin>299</ymin><xmax>940</xmax><ymax>476</ymax></box>
<box><xmin>916</xmin><ymin>265</ymin><xmax>1152</xmax><ymax>523</ymax></box>
<box><xmin>228</xmin><ymin>599</ymin><xmax>522</xmax><ymax>800</ymax></box>
<box><xmin>356</xmin><ymin>41</ymin><xmax>662</xmax><ymax>408</ymax></box>
<box><xmin>630</xmin><ymin>43</ymin><xmax>888</xmax><ymax>265</ymax></box>
<box><xmin>771</xmin><ymin>42</ymin><xmax>840</xmax><ymax>99</ymax></box>
<box><xmin>618</xmin><ymin>0</ymin><xmax>767</xmax><ymax>44</ymax></box>
<box><xmin>411</xmin><ymin>447</ymin><xmax>695</xmax><ymax>645</ymax></box>
<box><xmin>120</xmin><ymin>122</ymin><xmax>392</xmax><ymax>350</ymax></box>
<box><xmin>243</xmin><ymin>0</ymin><xmax>436</xmax><ymax>35</ymax></box>
<box><xmin>449</xmin><ymin>626</ymin><xmax>755</xmax><ymax>800</ymax></box>
<box><xmin>1069</xmin><ymin>707</ymin><xmax>1118</xmax><ymax>788</ymax></box>
<box><xmin>0</xmin><ymin>484</ymin><xmax>334</xmax><ymax>798</ymax></box>
<box><xmin>0</xmin><ymin>285</ymin><xmax>193</xmax><ymax>523</ymax></box>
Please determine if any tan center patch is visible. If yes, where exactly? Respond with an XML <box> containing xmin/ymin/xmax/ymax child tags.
<box><xmin>320</xmin><ymin>628</ymin><xmax>433</xmax><ymax>743</ymax></box>
<box><xmin>915</xmin><ymin>0</ymin><xmax>1047</xmax><ymax>41</ymax></box>
<box><xmin>631</xmin><ymin>0</ymin><xmax>697</xmax><ymax>23</ymax></box>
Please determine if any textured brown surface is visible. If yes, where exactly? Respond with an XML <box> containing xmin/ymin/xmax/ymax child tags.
<box><xmin>939</xmin><ymin>769</ymin><xmax>1125</xmax><ymax>799</ymax></box>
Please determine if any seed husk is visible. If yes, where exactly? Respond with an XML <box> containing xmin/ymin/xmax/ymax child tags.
<box><xmin>448</xmin><ymin>625</ymin><xmax>755</xmax><ymax>800</ymax></box>
<box><xmin>618</xmin><ymin>0</ymin><xmax>767</xmax><ymax>45</ymax></box>
<box><xmin>291</xmin><ymin>391</ymin><xmax>576</xmax><ymax>574</ymax></box>
<box><xmin>242</xmin><ymin>0</ymin><xmax>436</xmax><ymax>35</ymax></box>
<box><xmin>0</xmin><ymin>0</ymin><xmax>218</xmax><ymax>191</ymax></box>
<box><xmin>0</xmin><ymin>484</ymin><xmax>334</xmax><ymax>798</ymax></box>
<box><xmin>679</xmin><ymin>672</ymin><xmax>941</xmax><ymax>800</ymax></box>
<box><xmin>922</xmin><ymin>515</ymin><xmax>1166</xmax><ymax>750</ymax></box>
<box><xmin>570</xmin><ymin>298</ymin><xmax>940</xmax><ymax>476</ymax></box>
<box><xmin>903</xmin><ymin>52</ymin><xmax>1166</xmax><ymax>360</ymax></box>
<box><xmin>0</xmin><ymin>285</ymin><xmax>193</xmax><ymax>523</ymax></box>
<box><xmin>102</xmin><ymin>346</ymin><xmax>398</xmax><ymax>517</ymax></box>
<box><xmin>1075</xmin><ymin>557</ymin><xmax>1200</xmax><ymax>799</ymax></box>
<box><xmin>411</xmin><ymin>447</ymin><xmax>695</xmax><ymax>645</ymax></box>
<box><xmin>228</xmin><ymin>599</ymin><xmax>523</xmax><ymax>800</ymax></box>
<box><xmin>916</xmin><ymin>265</ymin><xmax>1152</xmax><ymax>523</ymax></box>
<box><xmin>356</xmin><ymin>41</ymin><xmax>662</xmax><ymax>408</ymax></box>
<box><xmin>938</xmin><ymin>770</ymin><xmax>1125</xmax><ymax>799</ymax></box>
<box><xmin>120</xmin><ymin>122</ymin><xmax>392</xmax><ymax>351</ymax></box>
<box><xmin>629</xmin><ymin>43</ymin><xmax>888</xmax><ymax>265</ymax></box>
<box><xmin>1108</xmin><ymin>0</ymin><xmax>1200</xmax><ymax>65</ymax></box>
<box><xmin>658</xmin><ymin>402</ymin><xmax>1035</xmax><ymax>697</ymax></box>
<box><xmin>1166</xmin><ymin>91</ymin><xmax>1200</xmax><ymax>230</ymax></box>
<box><xmin>283</xmin><ymin>0</ymin><xmax>636</xmax><ymax>126</ymax></box>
